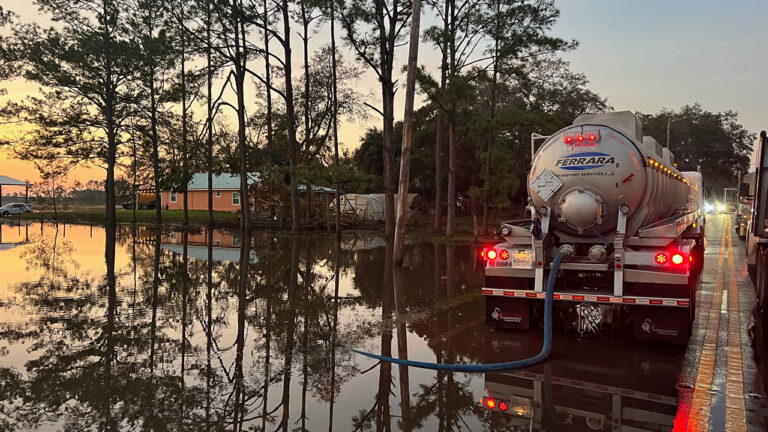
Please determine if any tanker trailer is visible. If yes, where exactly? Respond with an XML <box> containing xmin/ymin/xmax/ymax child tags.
<box><xmin>482</xmin><ymin>111</ymin><xmax>705</xmax><ymax>343</ymax></box>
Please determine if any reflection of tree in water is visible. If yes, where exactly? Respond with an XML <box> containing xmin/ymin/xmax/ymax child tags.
<box><xmin>349</xmin><ymin>242</ymin><xmax>494</xmax><ymax>431</ymax></box>
<box><xmin>0</xmin><ymin>229</ymin><xmax>498</xmax><ymax>430</ymax></box>
<box><xmin>20</xmin><ymin>224</ymin><xmax>79</xmax><ymax>275</ymax></box>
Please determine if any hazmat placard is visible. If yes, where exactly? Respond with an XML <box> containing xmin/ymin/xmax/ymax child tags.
<box><xmin>529</xmin><ymin>168</ymin><xmax>563</xmax><ymax>201</ymax></box>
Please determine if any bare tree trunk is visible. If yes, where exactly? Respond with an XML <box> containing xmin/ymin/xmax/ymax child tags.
<box><xmin>263</xmin><ymin>0</ymin><xmax>273</xmax><ymax>153</ymax></box>
<box><xmin>103</xmin><ymin>1</ymin><xmax>117</xmax><ymax>231</ymax></box>
<box><xmin>482</xmin><ymin>29</ymin><xmax>500</xmax><ymax>236</ymax></box>
<box><xmin>234</xmin><ymin>9</ymin><xmax>250</xmax><ymax>237</ymax></box>
<box><xmin>150</xmin><ymin>77</ymin><xmax>162</xmax><ymax>224</ymax></box>
<box><xmin>393</xmin><ymin>0</ymin><xmax>421</xmax><ymax>265</ymax></box>
<box><xmin>446</xmin><ymin>121</ymin><xmax>456</xmax><ymax>235</ymax></box>
<box><xmin>433</xmin><ymin>117</ymin><xmax>444</xmax><ymax>232</ymax></box>
<box><xmin>482</xmin><ymin>135</ymin><xmax>491</xmax><ymax>235</ymax></box>
<box><xmin>105</xmin><ymin>127</ymin><xmax>116</xmax><ymax>228</ymax></box>
<box><xmin>445</xmin><ymin>0</ymin><xmax>456</xmax><ymax>236</ymax></box>
<box><xmin>330</xmin><ymin>0</ymin><xmax>341</xmax><ymax>237</ymax></box>
<box><xmin>433</xmin><ymin>0</ymin><xmax>449</xmax><ymax>233</ymax></box>
<box><xmin>382</xmin><ymin>92</ymin><xmax>395</xmax><ymax>238</ymax></box>
<box><xmin>302</xmin><ymin>6</ymin><xmax>312</xmax><ymax>227</ymax></box>
<box><xmin>180</xmin><ymin>2</ymin><xmax>189</xmax><ymax>227</ymax></box>
<box><xmin>282</xmin><ymin>0</ymin><xmax>301</xmax><ymax>233</ymax></box>
<box><xmin>377</xmin><ymin>0</ymin><xmax>396</xmax><ymax>239</ymax></box>
<box><xmin>132</xmin><ymin>125</ymin><xmax>137</xmax><ymax>225</ymax></box>
<box><xmin>206</xmin><ymin>0</ymin><xmax>214</xmax><ymax>233</ymax></box>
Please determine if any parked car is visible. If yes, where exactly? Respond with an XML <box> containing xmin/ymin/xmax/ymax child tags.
<box><xmin>0</xmin><ymin>203</ymin><xmax>33</xmax><ymax>216</ymax></box>
<box><xmin>122</xmin><ymin>200</ymin><xmax>155</xmax><ymax>210</ymax></box>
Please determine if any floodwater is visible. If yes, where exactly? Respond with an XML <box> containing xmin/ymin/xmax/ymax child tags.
<box><xmin>0</xmin><ymin>222</ymin><xmax>734</xmax><ymax>431</ymax></box>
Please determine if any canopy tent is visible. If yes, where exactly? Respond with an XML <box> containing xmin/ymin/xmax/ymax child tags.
<box><xmin>332</xmin><ymin>193</ymin><xmax>417</xmax><ymax>221</ymax></box>
<box><xmin>0</xmin><ymin>176</ymin><xmax>31</xmax><ymax>206</ymax></box>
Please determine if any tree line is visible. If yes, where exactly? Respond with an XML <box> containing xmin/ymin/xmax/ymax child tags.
<box><xmin>0</xmin><ymin>0</ymin><xmax>609</xmax><ymax>238</ymax></box>
<box><xmin>0</xmin><ymin>1</ymin><xmax>754</xmax><ymax>238</ymax></box>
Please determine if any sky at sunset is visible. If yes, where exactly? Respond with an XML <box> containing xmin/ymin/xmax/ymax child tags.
<box><xmin>0</xmin><ymin>0</ymin><xmax>766</xmax><ymax>190</ymax></box>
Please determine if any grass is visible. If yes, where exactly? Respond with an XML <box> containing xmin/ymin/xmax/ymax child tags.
<box><xmin>13</xmin><ymin>209</ymin><xmax>240</xmax><ymax>227</ymax></box>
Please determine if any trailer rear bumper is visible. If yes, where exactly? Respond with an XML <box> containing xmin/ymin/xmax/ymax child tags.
<box><xmin>481</xmin><ymin>287</ymin><xmax>690</xmax><ymax>307</ymax></box>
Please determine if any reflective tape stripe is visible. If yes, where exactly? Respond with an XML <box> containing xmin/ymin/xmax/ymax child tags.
<box><xmin>481</xmin><ymin>288</ymin><xmax>690</xmax><ymax>307</ymax></box>
<box><xmin>497</xmin><ymin>370</ymin><xmax>677</xmax><ymax>405</ymax></box>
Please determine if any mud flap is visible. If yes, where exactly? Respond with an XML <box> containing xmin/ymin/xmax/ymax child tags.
<box><xmin>485</xmin><ymin>296</ymin><xmax>530</xmax><ymax>330</ymax></box>
<box><xmin>631</xmin><ymin>306</ymin><xmax>690</xmax><ymax>344</ymax></box>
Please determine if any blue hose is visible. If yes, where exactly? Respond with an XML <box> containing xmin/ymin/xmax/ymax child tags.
<box><xmin>346</xmin><ymin>252</ymin><xmax>565</xmax><ymax>372</ymax></box>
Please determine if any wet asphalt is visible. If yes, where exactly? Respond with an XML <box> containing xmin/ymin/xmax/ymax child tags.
<box><xmin>680</xmin><ymin>213</ymin><xmax>765</xmax><ymax>431</ymax></box>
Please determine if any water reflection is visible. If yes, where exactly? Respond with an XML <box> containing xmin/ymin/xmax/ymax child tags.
<box><xmin>0</xmin><ymin>223</ymin><xmax>690</xmax><ymax>431</ymax></box>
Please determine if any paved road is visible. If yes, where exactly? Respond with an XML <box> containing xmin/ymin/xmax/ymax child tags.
<box><xmin>680</xmin><ymin>213</ymin><xmax>766</xmax><ymax>431</ymax></box>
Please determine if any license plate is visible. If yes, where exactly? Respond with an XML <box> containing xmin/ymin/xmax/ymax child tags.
<box><xmin>511</xmin><ymin>250</ymin><xmax>533</xmax><ymax>268</ymax></box>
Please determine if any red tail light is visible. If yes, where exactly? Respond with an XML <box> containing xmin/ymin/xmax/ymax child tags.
<box><xmin>565</xmin><ymin>136</ymin><xmax>573</xmax><ymax>144</ymax></box>
<box><xmin>588</xmin><ymin>134</ymin><xmax>597</xmax><ymax>141</ymax></box>
<box><xmin>499</xmin><ymin>250</ymin><xmax>510</xmax><ymax>260</ymax></box>
<box><xmin>479</xmin><ymin>249</ymin><xmax>486</xmax><ymax>259</ymax></box>
<box><xmin>498</xmin><ymin>401</ymin><xmax>508</xmax><ymax>411</ymax></box>
<box><xmin>576</xmin><ymin>135</ymin><xmax>585</xmax><ymax>142</ymax></box>
<box><xmin>671</xmin><ymin>253</ymin><xmax>684</xmax><ymax>265</ymax></box>
<box><xmin>487</xmin><ymin>250</ymin><xmax>497</xmax><ymax>260</ymax></box>
<box><xmin>485</xmin><ymin>397</ymin><xmax>497</xmax><ymax>410</ymax></box>
<box><xmin>655</xmin><ymin>253</ymin><xmax>668</xmax><ymax>265</ymax></box>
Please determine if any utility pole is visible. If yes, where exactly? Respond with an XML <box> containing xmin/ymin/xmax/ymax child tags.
<box><xmin>393</xmin><ymin>0</ymin><xmax>422</xmax><ymax>265</ymax></box>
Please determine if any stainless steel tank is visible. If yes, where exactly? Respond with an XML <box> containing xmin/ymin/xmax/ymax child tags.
<box><xmin>528</xmin><ymin>111</ymin><xmax>690</xmax><ymax>238</ymax></box>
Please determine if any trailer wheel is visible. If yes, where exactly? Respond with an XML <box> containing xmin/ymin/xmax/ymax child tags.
<box><xmin>692</xmin><ymin>243</ymin><xmax>704</xmax><ymax>276</ymax></box>
<box><xmin>757</xmin><ymin>248</ymin><xmax>768</xmax><ymax>311</ymax></box>
<box><xmin>688</xmin><ymin>274</ymin><xmax>697</xmax><ymax>333</ymax></box>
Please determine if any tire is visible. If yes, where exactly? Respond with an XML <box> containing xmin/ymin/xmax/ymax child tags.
<box><xmin>757</xmin><ymin>248</ymin><xmax>767</xmax><ymax>311</ymax></box>
<box><xmin>688</xmin><ymin>274</ymin><xmax>697</xmax><ymax>333</ymax></box>
<box><xmin>1</xmin><ymin>211</ymin><xmax>8</xmax><ymax>216</ymax></box>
